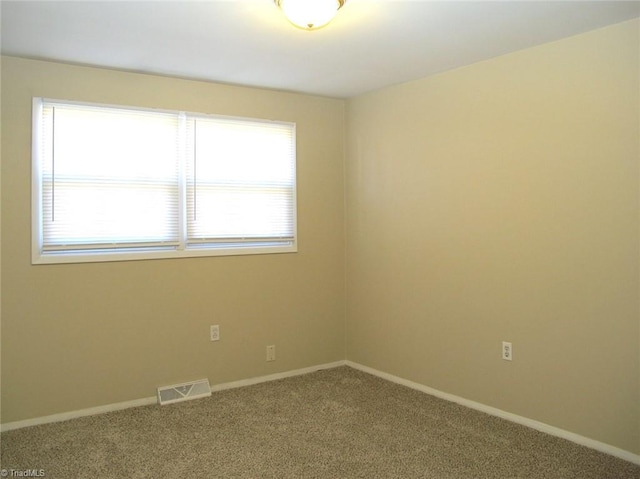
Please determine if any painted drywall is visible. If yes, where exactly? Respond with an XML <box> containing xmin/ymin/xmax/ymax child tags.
<box><xmin>345</xmin><ymin>19</ymin><xmax>639</xmax><ymax>455</ymax></box>
<box><xmin>1</xmin><ymin>57</ymin><xmax>346</xmax><ymax>422</ymax></box>
<box><xmin>2</xmin><ymin>19</ymin><xmax>639</xmax><ymax>459</ymax></box>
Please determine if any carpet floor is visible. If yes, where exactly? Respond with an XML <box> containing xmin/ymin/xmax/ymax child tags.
<box><xmin>1</xmin><ymin>366</ymin><xmax>638</xmax><ymax>478</ymax></box>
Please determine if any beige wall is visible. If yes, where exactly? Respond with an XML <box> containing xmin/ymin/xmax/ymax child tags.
<box><xmin>345</xmin><ymin>19</ymin><xmax>639</xmax><ymax>455</ymax></box>
<box><xmin>1</xmin><ymin>57</ymin><xmax>346</xmax><ymax>422</ymax></box>
<box><xmin>2</xmin><ymin>18</ymin><xmax>639</xmax><ymax>458</ymax></box>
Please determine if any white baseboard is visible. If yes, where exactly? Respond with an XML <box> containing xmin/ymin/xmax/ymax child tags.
<box><xmin>3</xmin><ymin>359</ymin><xmax>637</xmax><ymax>467</ymax></box>
<box><xmin>0</xmin><ymin>360</ymin><xmax>347</xmax><ymax>433</ymax></box>
<box><xmin>0</xmin><ymin>396</ymin><xmax>158</xmax><ymax>433</ymax></box>
<box><xmin>346</xmin><ymin>361</ymin><xmax>640</xmax><ymax>466</ymax></box>
<box><xmin>208</xmin><ymin>360</ymin><xmax>347</xmax><ymax>393</ymax></box>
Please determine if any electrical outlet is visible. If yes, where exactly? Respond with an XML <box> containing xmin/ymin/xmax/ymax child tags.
<box><xmin>266</xmin><ymin>345</ymin><xmax>276</xmax><ymax>362</ymax></box>
<box><xmin>210</xmin><ymin>325</ymin><xmax>220</xmax><ymax>341</ymax></box>
<box><xmin>502</xmin><ymin>341</ymin><xmax>512</xmax><ymax>361</ymax></box>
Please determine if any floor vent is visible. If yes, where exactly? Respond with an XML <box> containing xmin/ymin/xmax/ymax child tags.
<box><xmin>157</xmin><ymin>378</ymin><xmax>211</xmax><ymax>406</ymax></box>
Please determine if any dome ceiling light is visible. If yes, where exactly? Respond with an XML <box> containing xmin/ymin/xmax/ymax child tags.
<box><xmin>275</xmin><ymin>0</ymin><xmax>346</xmax><ymax>30</ymax></box>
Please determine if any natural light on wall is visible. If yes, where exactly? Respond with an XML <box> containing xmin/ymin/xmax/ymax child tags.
<box><xmin>275</xmin><ymin>0</ymin><xmax>345</xmax><ymax>30</ymax></box>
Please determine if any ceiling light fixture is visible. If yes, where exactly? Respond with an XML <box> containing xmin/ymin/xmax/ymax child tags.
<box><xmin>275</xmin><ymin>0</ymin><xmax>346</xmax><ymax>30</ymax></box>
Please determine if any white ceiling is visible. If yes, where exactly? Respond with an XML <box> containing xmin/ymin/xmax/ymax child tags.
<box><xmin>1</xmin><ymin>1</ymin><xmax>639</xmax><ymax>98</ymax></box>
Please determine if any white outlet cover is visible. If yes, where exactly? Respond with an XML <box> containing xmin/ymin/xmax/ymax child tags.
<box><xmin>266</xmin><ymin>345</ymin><xmax>276</xmax><ymax>361</ymax></box>
<box><xmin>502</xmin><ymin>341</ymin><xmax>513</xmax><ymax>361</ymax></box>
<box><xmin>210</xmin><ymin>325</ymin><xmax>220</xmax><ymax>341</ymax></box>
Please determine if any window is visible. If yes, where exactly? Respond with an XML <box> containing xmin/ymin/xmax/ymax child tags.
<box><xmin>32</xmin><ymin>98</ymin><xmax>297</xmax><ymax>264</ymax></box>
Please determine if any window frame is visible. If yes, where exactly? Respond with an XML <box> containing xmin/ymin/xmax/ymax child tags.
<box><xmin>31</xmin><ymin>98</ymin><xmax>298</xmax><ymax>265</ymax></box>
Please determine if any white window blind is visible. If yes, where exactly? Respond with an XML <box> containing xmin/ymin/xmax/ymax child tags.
<box><xmin>32</xmin><ymin>98</ymin><xmax>297</xmax><ymax>264</ymax></box>
<box><xmin>186</xmin><ymin>117</ymin><xmax>296</xmax><ymax>246</ymax></box>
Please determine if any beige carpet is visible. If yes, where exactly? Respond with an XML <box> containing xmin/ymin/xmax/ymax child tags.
<box><xmin>1</xmin><ymin>366</ymin><xmax>638</xmax><ymax>478</ymax></box>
